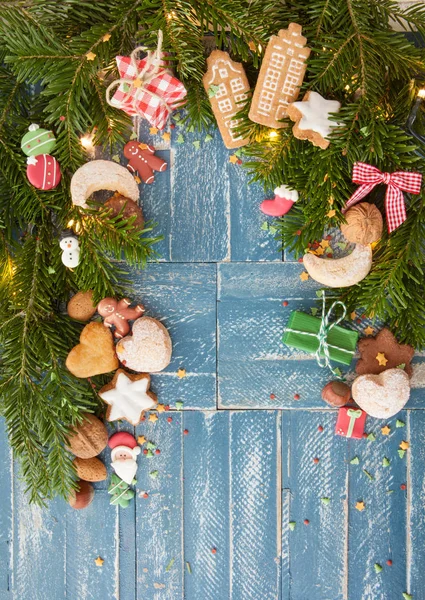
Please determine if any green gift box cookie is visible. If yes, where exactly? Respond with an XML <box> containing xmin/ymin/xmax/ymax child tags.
<box><xmin>282</xmin><ymin>310</ymin><xmax>358</xmax><ymax>366</ymax></box>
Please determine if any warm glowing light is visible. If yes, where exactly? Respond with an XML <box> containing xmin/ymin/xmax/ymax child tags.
<box><xmin>418</xmin><ymin>88</ymin><xmax>425</xmax><ymax>99</ymax></box>
<box><xmin>80</xmin><ymin>134</ymin><xmax>94</xmax><ymax>149</ymax></box>
<box><xmin>258</xmin><ymin>44</ymin><xmax>263</xmax><ymax>53</ymax></box>
<box><xmin>167</xmin><ymin>11</ymin><xmax>176</xmax><ymax>20</ymax></box>
<box><xmin>67</xmin><ymin>219</ymin><xmax>75</xmax><ymax>228</ymax></box>
<box><xmin>74</xmin><ymin>222</ymin><xmax>82</xmax><ymax>233</ymax></box>
<box><xmin>268</xmin><ymin>130</ymin><xmax>278</xmax><ymax>139</ymax></box>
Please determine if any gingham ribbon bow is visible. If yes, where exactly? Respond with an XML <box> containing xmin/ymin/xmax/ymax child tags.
<box><xmin>343</xmin><ymin>162</ymin><xmax>422</xmax><ymax>233</ymax></box>
<box><xmin>284</xmin><ymin>293</ymin><xmax>348</xmax><ymax>379</ymax></box>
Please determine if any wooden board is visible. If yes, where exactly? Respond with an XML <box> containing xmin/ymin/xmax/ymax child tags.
<box><xmin>2</xmin><ymin>115</ymin><xmax>425</xmax><ymax>600</ymax></box>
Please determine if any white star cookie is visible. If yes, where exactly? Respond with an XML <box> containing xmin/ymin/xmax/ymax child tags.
<box><xmin>287</xmin><ymin>91</ymin><xmax>341</xmax><ymax>149</ymax></box>
<box><xmin>99</xmin><ymin>369</ymin><xmax>157</xmax><ymax>426</ymax></box>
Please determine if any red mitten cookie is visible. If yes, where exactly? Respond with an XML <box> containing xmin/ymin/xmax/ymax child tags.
<box><xmin>124</xmin><ymin>141</ymin><xmax>167</xmax><ymax>184</ymax></box>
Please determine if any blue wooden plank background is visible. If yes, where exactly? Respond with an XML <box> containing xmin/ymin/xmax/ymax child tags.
<box><xmin>2</xmin><ymin>116</ymin><xmax>425</xmax><ymax>600</ymax></box>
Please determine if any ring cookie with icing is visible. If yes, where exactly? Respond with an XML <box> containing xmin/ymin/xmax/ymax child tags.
<box><xmin>287</xmin><ymin>91</ymin><xmax>341</xmax><ymax>149</ymax></box>
<box><xmin>116</xmin><ymin>316</ymin><xmax>172</xmax><ymax>373</ymax></box>
<box><xmin>99</xmin><ymin>369</ymin><xmax>157</xmax><ymax>426</ymax></box>
<box><xmin>71</xmin><ymin>160</ymin><xmax>139</xmax><ymax>208</ymax></box>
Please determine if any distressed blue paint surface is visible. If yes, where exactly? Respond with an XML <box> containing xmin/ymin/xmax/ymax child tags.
<box><xmin>2</xmin><ymin>121</ymin><xmax>425</xmax><ymax>600</ymax></box>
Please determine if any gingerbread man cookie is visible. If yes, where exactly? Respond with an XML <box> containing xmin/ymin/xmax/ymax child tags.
<box><xmin>356</xmin><ymin>328</ymin><xmax>414</xmax><ymax>376</ymax></box>
<box><xmin>97</xmin><ymin>297</ymin><xmax>145</xmax><ymax>339</ymax></box>
<box><xmin>123</xmin><ymin>141</ymin><xmax>167</xmax><ymax>184</ymax></box>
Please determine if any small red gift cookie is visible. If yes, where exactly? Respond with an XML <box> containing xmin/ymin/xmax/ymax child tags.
<box><xmin>97</xmin><ymin>297</ymin><xmax>145</xmax><ymax>339</ymax></box>
<box><xmin>99</xmin><ymin>369</ymin><xmax>157</xmax><ymax>426</ymax></box>
<box><xmin>335</xmin><ymin>406</ymin><xmax>366</xmax><ymax>439</ymax></box>
<box><xmin>26</xmin><ymin>154</ymin><xmax>61</xmax><ymax>190</ymax></box>
<box><xmin>124</xmin><ymin>141</ymin><xmax>167</xmax><ymax>184</ymax></box>
<box><xmin>356</xmin><ymin>328</ymin><xmax>414</xmax><ymax>377</ymax></box>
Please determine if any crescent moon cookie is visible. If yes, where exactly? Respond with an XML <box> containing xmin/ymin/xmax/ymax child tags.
<box><xmin>287</xmin><ymin>91</ymin><xmax>341</xmax><ymax>150</ymax></box>
<box><xmin>116</xmin><ymin>316</ymin><xmax>172</xmax><ymax>373</ymax></box>
<box><xmin>99</xmin><ymin>369</ymin><xmax>157</xmax><ymax>426</ymax></box>
<box><xmin>71</xmin><ymin>160</ymin><xmax>139</xmax><ymax>209</ymax></box>
<box><xmin>302</xmin><ymin>243</ymin><xmax>372</xmax><ymax>288</ymax></box>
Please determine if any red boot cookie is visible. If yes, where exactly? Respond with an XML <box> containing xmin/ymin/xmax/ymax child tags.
<box><xmin>124</xmin><ymin>141</ymin><xmax>167</xmax><ymax>184</ymax></box>
<box><xmin>97</xmin><ymin>298</ymin><xmax>145</xmax><ymax>339</ymax></box>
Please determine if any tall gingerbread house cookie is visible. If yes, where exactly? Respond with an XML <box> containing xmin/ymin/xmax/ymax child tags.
<box><xmin>249</xmin><ymin>23</ymin><xmax>311</xmax><ymax>129</ymax></box>
<box><xmin>203</xmin><ymin>50</ymin><xmax>250</xmax><ymax>149</ymax></box>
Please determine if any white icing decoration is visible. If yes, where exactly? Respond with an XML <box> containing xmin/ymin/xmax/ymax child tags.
<box><xmin>100</xmin><ymin>372</ymin><xmax>156</xmax><ymax>425</ymax></box>
<box><xmin>27</xmin><ymin>156</ymin><xmax>38</xmax><ymax>165</ymax></box>
<box><xmin>28</xmin><ymin>123</ymin><xmax>40</xmax><ymax>132</ymax></box>
<box><xmin>274</xmin><ymin>185</ymin><xmax>298</xmax><ymax>202</ymax></box>
<box><xmin>59</xmin><ymin>236</ymin><xmax>80</xmax><ymax>268</ymax></box>
<box><xmin>291</xmin><ymin>92</ymin><xmax>341</xmax><ymax>139</ymax></box>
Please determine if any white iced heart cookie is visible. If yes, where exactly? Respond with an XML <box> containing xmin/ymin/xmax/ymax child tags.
<box><xmin>351</xmin><ymin>368</ymin><xmax>410</xmax><ymax>418</ymax></box>
<box><xmin>116</xmin><ymin>316</ymin><xmax>172</xmax><ymax>373</ymax></box>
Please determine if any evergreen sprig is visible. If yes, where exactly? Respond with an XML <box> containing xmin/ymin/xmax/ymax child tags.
<box><xmin>1</xmin><ymin>0</ymin><xmax>425</xmax><ymax>503</ymax></box>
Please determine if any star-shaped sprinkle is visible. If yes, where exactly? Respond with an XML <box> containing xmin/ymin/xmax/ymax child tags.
<box><xmin>229</xmin><ymin>154</ymin><xmax>239</xmax><ymax>164</ymax></box>
<box><xmin>381</xmin><ymin>425</ymin><xmax>391</xmax><ymax>436</ymax></box>
<box><xmin>134</xmin><ymin>175</ymin><xmax>141</xmax><ymax>184</ymax></box>
<box><xmin>149</xmin><ymin>127</ymin><xmax>159</xmax><ymax>135</ymax></box>
<box><xmin>400</xmin><ymin>440</ymin><xmax>410</xmax><ymax>450</ymax></box>
<box><xmin>148</xmin><ymin>413</ymin><xmax>158</xmax><ymax>423</ymax></box>
<box><xmin>132</xmin><ymin>78</ymin><xmax>142</xmax><ymax>88</ymax></box>
<box><xmin>156</xmin><ymin>404</ymin><xmax>166</xmax><ymax>413</ymax></box>
<box><xmin>99</xmin><ymin>372</ymin><xmax>156</xmax><ymax>426</ymax></box>
<box><xmin>350</xmin><ymin>311</ymin><xmax>357</xmax><ymax>320</ymax></box>
<box><xmin>320</xmin><ymin>239</ymin><xmax>330</xmax><ymax>249</ymax></box>
<box><xmin>177</xmin><ymin>368</ymin><xmax>186</xmax><ymax>379</ymax></box>
<box><xmin>86</xmin><ymin>52</ymin><xmax>96</xmax><ymax>61</ymax></box>
<box><xmin>364</xmin><ymin>326</ymin><xmax>374</xmax><ymax>336</ymax></box>
<box><xmin>95</xmin><ymin>557</ymin><xmax>104</xmax><ymax>567</ymax></box>
<box><xmin>102</xmin><ymin>33</ymin><xmax>111</xmax><ymax>42</ymax></box>
<box><xmin>315</xmin><ymin>246</ymin><xmax>325</xmax><ymax>256</ymax></box>
<box><xmin>137</xmin><ymin>435</ymin><xmax>147</xmax><ymax>445</ymax></box>
<box><xmin>376</xmin><ymin>352</ymin><xmax>388</xmax><ymax>366</ymax></box>
<box><xmin>248</xmin><ymin>40</ymin><xmax>256</xmax><ymax>51</ymax></box>
<box><xmin>355</xmin><ymin>501</ymin><xmax>365</xmax><ymax>511</ymax></box>
<box><xmin>300</xmin><ymin>271</ymin><xmax>309</xmax><ymax>281</ymax></box>
<box><xmin>162</xmin><ymin>132</ymin><xmax>171</xmax><ymax>141</ymax></box>
<box><xmin>326</xmin><ymin>209</ymin><xmax>336</xmax><ymax>218</ymax></box>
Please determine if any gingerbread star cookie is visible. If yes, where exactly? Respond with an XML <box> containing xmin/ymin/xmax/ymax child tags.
<box><xmin>286</xmin><ymin>91</ymin><xmax>341</xmax><ymax>149</ymax></box>
<box><xmin>356</xmin><ymin>328</ymin><xmax>414</xmax><ymax>377</ymax></box>
<box><xmin>99</xmin><ymin>369</ymin><xmax>157</xmax><ymax>426</ymax></box>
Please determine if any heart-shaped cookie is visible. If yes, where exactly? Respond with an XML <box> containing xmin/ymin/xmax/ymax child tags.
<box><xmin>352</xmin><ymin>368</ymin><xmax>410</xmax><ymax>418</ymax></box>
<box><xmin>66</xmin><ymin>322</ymin><xmax>119</xmax><ymax>378</ymax></box>
<box><xmin>116</xmin><ymin>316</ymin><xmax>172</xmax><ymax>373</ymax></box>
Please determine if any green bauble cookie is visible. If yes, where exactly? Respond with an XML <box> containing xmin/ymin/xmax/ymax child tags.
<box><xmin>21</xmin><ymin>123</ymin><xmax>56</xmax><ymax>156</ymax></box>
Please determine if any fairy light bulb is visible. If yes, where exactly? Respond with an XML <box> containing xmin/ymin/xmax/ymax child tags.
<box><xmin>80</xmin><ymin>134</ymin><xmax>94</xmax><ymax>150</ymax></box>
<box><xmin>417</xmin><ymin>88</ymin><xmax>425</xmax><ymax>98</ymax></box>
<box><xmin>268</xmin><ymin>130</ymin><xmax>278</xmax><ymax>139</ymax></box>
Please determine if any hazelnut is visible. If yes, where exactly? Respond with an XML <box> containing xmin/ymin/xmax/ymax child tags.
<box><xmin>321</xmin><ymin>381</ymin><xmax>351</xmax><ymax>407</ymax></box>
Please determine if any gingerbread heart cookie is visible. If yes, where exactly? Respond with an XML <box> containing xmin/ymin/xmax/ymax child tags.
<box><xmin>66</xmin><ymin>322</ymin><xmax>119</xmax><ymax>378</ymax></box>
<box><xmin>116</xmin><ymin>316</ymin><xmax>172</xmax><ymax>373</ymax></box>
<box><xmin>356</xmin><ymin>328</ymin><xmax>414</xmax><ymax>376</ymax></box>
<box><xmin>352</xmin><ymin>368</ymin><xmax>410</xmax><ymax>418</ymax></box>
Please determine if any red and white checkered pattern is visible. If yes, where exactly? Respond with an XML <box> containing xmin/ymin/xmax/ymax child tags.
<box><xmin>110</xmin><ymin>55</ymin><xmax>187</xmax><ymax>130</ymax></box>
<box><xmin>343</xmin><ymin>162</ymin><xmax>422</xmax><ymax>233</ymax></box>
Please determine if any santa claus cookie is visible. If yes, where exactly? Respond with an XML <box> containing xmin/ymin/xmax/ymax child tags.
<box><xmin>26</xmin><ymin>154</ymin><xmax>61</xmax><ymax>190</ymax></box>
<box><xmin>108</xmin><ymin>431</ymin><xmax>141</xmax><ymax>485</ymax></box>
<box><xmin>124</xmin><ymin>141</ymin><xmax>167</xmax><ymax>184</ymax></box>
<box><xmin>99</xmin><ymin>369</ymin><xmax>157</xmax><ymax>426</ymax></box>
<box><xmin>116</xmin><ymin>316</ymin><xmax>172</xmax><ymax>373</ymax></box>
<box><xmin>287</xmin><ymin>91</ymin><xmax>341</xmax><ymax>150</ymax></box>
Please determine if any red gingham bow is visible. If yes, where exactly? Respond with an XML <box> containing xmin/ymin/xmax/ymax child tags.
<box><xmin>343</xmin><ymin>162</ymin><xmax>422</xmax><ymax>233</ymax></box>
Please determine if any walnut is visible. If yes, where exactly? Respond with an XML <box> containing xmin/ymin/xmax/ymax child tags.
<box><xmin>104</xmin><ymin>194</ymin><xmax>144</xmax><ymax>229</ymax></box>
<box><xmin>341</xmin><ymin>202</ymin><xmax>383</xmax><ymax>245</ymax></box>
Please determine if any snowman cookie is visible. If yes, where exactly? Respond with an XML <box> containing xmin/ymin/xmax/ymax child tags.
<box><xmin>60</xmin><ymin>234</ymin><xmax>80</xmax><ymax>268</ymax></box>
